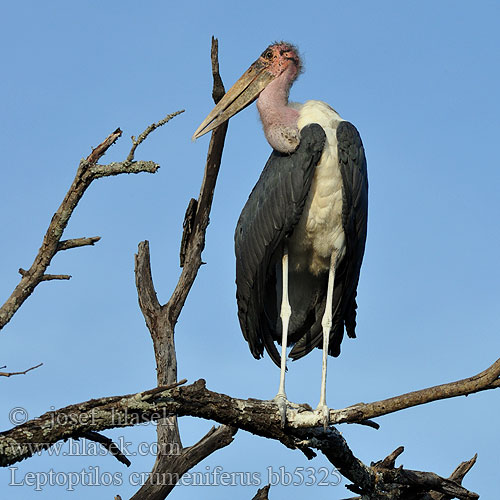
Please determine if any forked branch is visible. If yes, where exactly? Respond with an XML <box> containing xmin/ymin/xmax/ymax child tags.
<box><xmin>0</xmin><ymin>113</ymin><xmax>183</xmax><ymax>332</ymax></box>
<box><xmin>130</xmin><ymin>36</ymin><xmax>235</xmax><ymax>500</ymax></box>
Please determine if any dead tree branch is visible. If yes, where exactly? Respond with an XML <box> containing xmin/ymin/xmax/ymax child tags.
<box><xmin>125</xmin><ymin>111</ymin><xmax>184</xmax><ymax>166</ymax></box>
<box><xmin>0</xmin><ymin>379</ymin><xmax>479</xmax><ymax>498</ymax></box>
<box><xmin>79</xmin><ymin>431</ymin><xmax>131</xmax><ymax>467</ymax></box>
<box><xmin>18</xmin><ymin>268</ymin><xmax>71</xmax><ymax>281</ymax></box>
<box><xmin>328</xmin><ymin>357</ymin><xmax>500</xmax><ymax>426</ymax></box>
<box><xmin>130</xmin><ymin>37</ymin><xmax>235</xmax><ymax>500</ymax></box>
<box><xmin>166</xmin><ymin>37</ymin><xmax>229</xmax><ymax>324</ymax></box>
<box><xmin>0</xmin><ymin>114</ymin><xmax>183</xmax><ymax>332</ymax></box>
<box><xmin>0</xmin><ymin>362</ymin><xmax>43</xmax><ymax>378</ymax></box>
<box><xmin>252</xmin><ymin>484</ymin><xmax>271</xmax><ymax>500</ymax></box>
<box><xmin>428</xmin><ymin>455</ymin><xmax>478</xmax><ymax>500</ymax></box>
<box><xmin>57</xmin><ymin>237</ymin><xmax>101</xmax><ymax>251</ymax></box>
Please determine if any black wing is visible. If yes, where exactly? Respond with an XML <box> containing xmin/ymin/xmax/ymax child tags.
<box><xmin>289</xmin><ymin>120</ymin><xmax>368</xmax><ymax>360</ymax></box>
<box><xmin>235</xmin><ymin>124</ymin><xmax>326</xmax><ymax>362</ymax></box>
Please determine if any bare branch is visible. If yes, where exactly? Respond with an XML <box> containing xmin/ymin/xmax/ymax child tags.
<box><xmin>348</xmin><ymin>419</ymin><xmax>380</xmax><ymax>430</ymax></box>
<box><xmin>0</xmin><ymin>362</ymin><xmax>43</xmax><ymax>378</ymax></box>
<box><xmin>252</xmin><ymin>484</ymin><xmax>271</xmax><ymax>500</ymax></box>
<box><xmin>294</xmin><ymin>426</ymin><xmax>371</xmax><ymax>487</ymax></box>
<box><xmin>135</xmin><ymin>241</ymin><xmax>162</xmax><ymax>330</ymax></box>
<box><xmin>0</xmin><ymin>380</ymin><xmax>478</xmax><ymax>498</ymax></box>
<box><xmin>374</xmin><ymin>446</ymin><xmax>405</xmax><ymax>469</ymax></box>
<box><xmin>125</xmin><ymin>110</ymin><xmax>185</xmax><ymax>165</ymax></box>
<box><xmin>57</xmin><ymin>237</ymin><xmax>101</xmax><ymax>251</ymax></box>
<box><xmin>89</xmin><ymin>160</ymin><xmax>160</xmax><ymax>179</ymax></box>
<box><xmin>449</xmin><ymin>455</ymin><xmax>478</xmax><ymax>483</ymax></box>
<box><xmin>428</xmin><ymin>455</ymin><xmax>478</xmax><ymax>500</ymax></box>
<box><xmin>180</xmin><ymin>424</ymin><xmax>237</xmax><ymax>468</ymax></box>
<box><xmin>130</xmin><ymin>36</ymin><xmax>231</xmax><ymax>500</ymax></box>
<box><xmin>211</xmin><ymin>37</ymin><xmax>225</xmax><ymax>103</ymax></box>
<box><xmin>0</xmin><ymin>379</ymin><xmax>461</xmax><ymax>464</ymax></box>
<box><xmin>179</xmin><ymin>198</ymin><xmax>197</xmax><ymax>267</ymax></box>
<box><xmin>372</xmin><ymin>460</ymin><xmax>478</xmax><ymax>499</ymax></box>
<box><xmin>18</xmin><ymin>269</ymin><xmax>71</xmax><ymax>281</ymax></box>
<box><xmin>79</xmin><ymin>431</ymin><xmax>131</xmax><ymax>467</ymax></box>
<box><xmin>166</xmin><ymin>36</ymin><xmax>228</xmax><ymax>325</ymax></box>
<box><xmin>41</xmin><ymin>274</ymin><xmax>71</xmax><ymax>281</ymax></box>
<box><xmin>85</xmin><ymin>128</ymin><xmax>122</xmax><ymax>164</ymax></box>
<box><xmin>347</xmin><ymin>449</ymin><xmax>479</xmax><ymax>500</ymax></box>
<box><xmin>129</xmin><ymin>425</ymin><xmax>236</xmax><ymax>500</ymax></box>
<box><xmin>329</xmin><ymin>357</ymin><xmax>500</xmax><ymax>425</ymax></box>
<box><xmin>0</xmin><ymin>113</ymin><xmax>180</xmax><ymax>331</ymax></box>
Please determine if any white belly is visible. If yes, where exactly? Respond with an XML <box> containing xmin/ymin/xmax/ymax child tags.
<box><xmin>288</xmin><ymin>100</ymin><xmax>346</xmax><ymax>275</ymax></box>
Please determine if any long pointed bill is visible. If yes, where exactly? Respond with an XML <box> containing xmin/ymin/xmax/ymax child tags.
<box><xmin>192</xmin><ymin>59</ymin><xmax>276</xmax><ymax>140</ymax></box>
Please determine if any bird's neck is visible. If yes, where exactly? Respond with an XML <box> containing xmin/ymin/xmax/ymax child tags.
<box><xmin>257</xmin><ymin>67</ymin><xmax>300</xmax><ymax>153</ymax></box>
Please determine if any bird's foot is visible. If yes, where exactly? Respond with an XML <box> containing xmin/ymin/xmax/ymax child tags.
<box><xmin>315</xmin><ymin>403</ymin><xmax>330</xmax><ymax>429</ymax></box>
<box><xmin>273</xmin><ymin>393</ymin><xmax>289</xmax><ymax>428</ymax></box>
<box><xmin>273</xmin><ymin>394</ymin><xmax>310</xmax><ymax>428</ymax></box>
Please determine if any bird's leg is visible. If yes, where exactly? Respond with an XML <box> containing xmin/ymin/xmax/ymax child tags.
<box><xmin>274</xmin><ymin>241</ymin><xmax>291</xmax><ymax>427</ymax></box>
<box><xmin>317</xmin><ymin>251</ymin><xmax>338</xmax><ymax>428</ymax></box>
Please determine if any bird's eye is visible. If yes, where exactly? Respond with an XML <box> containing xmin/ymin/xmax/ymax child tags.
<box><xmin>264</xmin><ymin>50</ymin><xmax>273</xmax><ymax>60</ymax></box>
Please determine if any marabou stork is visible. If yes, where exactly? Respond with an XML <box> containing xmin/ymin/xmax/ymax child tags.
<box><xmin>193</xmin><ymin>42</ymin><xmax>368</xmax><ymax>425</ymax></box>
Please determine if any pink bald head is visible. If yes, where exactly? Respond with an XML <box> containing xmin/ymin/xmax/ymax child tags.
<box><xmin>258</xmin><ymin>42</ymin><xmax>302</xmax><ymax>80</ymax></box>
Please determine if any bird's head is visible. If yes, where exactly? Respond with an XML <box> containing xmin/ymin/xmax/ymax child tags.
<box><xmin>192</xmin><ymin>42</ymin><xmax>302</xmax><ymax>140</ymax></box>
<box><xmin>258</xmin><ymin>42</ymin><xmax>302</xmax><ymax>80</ymax></box>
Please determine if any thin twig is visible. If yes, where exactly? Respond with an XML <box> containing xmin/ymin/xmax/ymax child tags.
<box><xmin>329</xmin><ymin>357</ymin><xmax>500</xmax><ymax>425</ymax></box>
<box><xmin>57</xmin><ymin>237</ymin><xmax>101</xmax><ymax>251</ymax></box>
<box><xmin>0</xmin><ymin>362</ymin><xmax>43</xmax><ymax>377</ymax></box>
<box><xmin>41</xmin><ymin>274</ymin><xmax>71</xmax><ymax>281</ymax></box>
<box><xmin>125</xmin><ymin>110</ymin><xmax>185</xmax><ymax>165</ymax></box>
<box><xmin>18</xmin><ymin>269</ymin><xmax>71</xmax><ymax>281</ymax></box>
<box><xmin>347</xmin><ymin>419</ymin><xmax>380</xmax><ymax>430</ymax></box>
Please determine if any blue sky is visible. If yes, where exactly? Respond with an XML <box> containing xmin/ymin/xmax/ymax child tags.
<box><xmin>1</xmin><ymin>1</ymin><xmax>499</xmax><ymax>498</ymax></box>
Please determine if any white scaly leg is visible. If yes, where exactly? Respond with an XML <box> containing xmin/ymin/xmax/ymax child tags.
<box><xmin>317</xmin><ymin>251</ymin><xmax>338</xmax><ymax>427</ymax></box>
<box><xmin>274</xmin><ymin>242</ymin><xmax>291</xmax><ymax>427</ymax></box>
